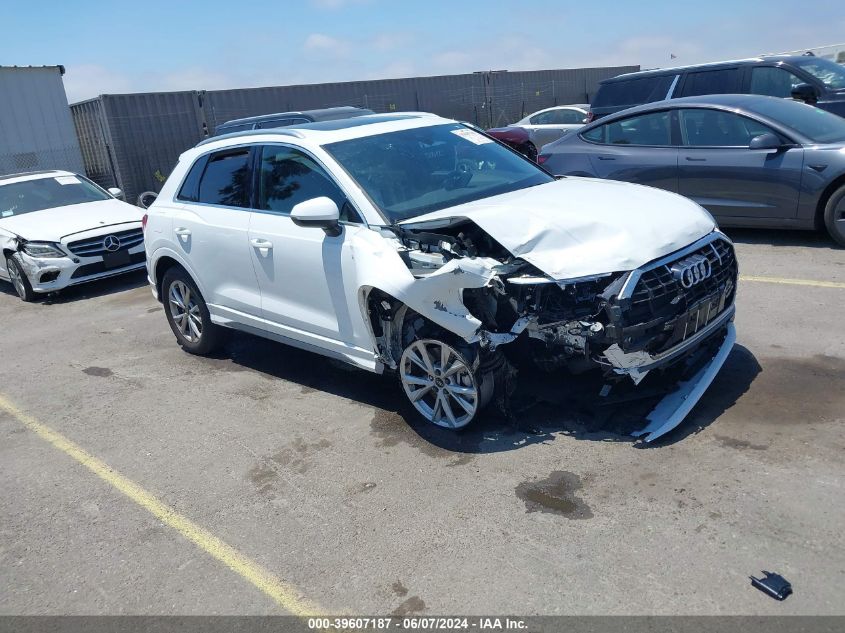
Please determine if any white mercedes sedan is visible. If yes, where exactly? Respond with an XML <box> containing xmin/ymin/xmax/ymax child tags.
<box><xmin>0</xmin><ymin>170</ymin><xmax>145</xmax><ymax>301</ymax></box>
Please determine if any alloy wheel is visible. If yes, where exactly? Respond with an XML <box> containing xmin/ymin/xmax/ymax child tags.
<box><xmin>400</xmin><ymin>339</ymin><xmax>479</xmax><ymax>429</ymax></box>
<box><xmin>168</xmin><ymin>280</ymin><xmax>203</xmax><ymax>343</ymax></box>
<box><xmin>7</xmin><ymin>258</ymin><xmax>26</xmax><ymax>299</ymax></box>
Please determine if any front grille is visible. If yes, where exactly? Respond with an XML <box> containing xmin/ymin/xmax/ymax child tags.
<box><xmin>70</xmin><ymin>251</ymin><xmax>146</xmax><ymax>279</ymax></box>
<box><xmin>67</xmin><ymin>228</ymin><xmax>144</xmax><ymax>257</ymax></box>
<box><xmin>621</xmin><ymin>238</ymin><xmax>737</xmax><ymax>353</ymax></box>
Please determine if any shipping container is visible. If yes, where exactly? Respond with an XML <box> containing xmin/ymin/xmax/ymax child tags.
<box><xmin>71</xmin><ymin>65</ymin><xmax>637</xmax><ymax>205</ymax></box>
<box><xmin>0</xmin><ymin>65</ymin><xmax>85</xmax><ymax>176</ymax></box>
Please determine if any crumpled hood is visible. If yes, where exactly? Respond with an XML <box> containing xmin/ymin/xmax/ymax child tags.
<box><xmin>0</xmin><ymin>199</ymin><xmax>143</xmax><ymax>242</ymax></box>
<box><xmin>399</xmin><ymin>177</ymin><xmax>716</xmax><ymax>279</ymax></box>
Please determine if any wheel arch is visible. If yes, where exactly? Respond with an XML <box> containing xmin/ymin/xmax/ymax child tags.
<box><xmin>149</xmin><ymin>248</ymin><xmax>206</xmax><ymax>303</ymax></box>
<box><xmin>815</xmin><ymin>173</ymin><xmax>845</xmax><ymax>230</ymax></box>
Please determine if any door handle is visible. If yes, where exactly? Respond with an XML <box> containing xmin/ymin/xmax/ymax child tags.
<box><xmin>685</xmin><ymin>156</ymin><xmax>707</xmax><ymax>162</ymax></box>
<box><xmin>596</xmin><ymin>156</ymin><xmax>616</xmax><ymax>161</ymax></box>
<box><xmin>250</xmin><ymin>238</ymin><xmax>273</xmax><ymax>249</ymax></box>
<box><xmin>174</xmin><ymin>227</ymin><xmax>192</xmax><ymax>236</ymax></box>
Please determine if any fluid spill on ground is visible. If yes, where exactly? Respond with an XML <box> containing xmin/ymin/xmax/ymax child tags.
<box><xmin>515</xmin><ymin>471</ymin><xmax>593</xmax><ymax>519</ymax></box>
<box><xmin>82</xmin><ymin>367</ymin><xmax>113</xmax><ymax>377</ymax></box>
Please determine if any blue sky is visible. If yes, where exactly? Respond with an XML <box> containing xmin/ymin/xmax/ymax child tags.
<box><xmin>2</xmin><ymin>0</ymin><xmax>844</xmax><ymax>103</ymax></box>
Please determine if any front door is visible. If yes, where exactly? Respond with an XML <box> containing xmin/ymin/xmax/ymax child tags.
<box><xmin>677</xmin><ymin>108</ymin><xmax>804</xmax><ymax>221</ymax></box>
<box><xmin>247</xmin><ymin>144</ymin><xmax>373</xmax><ymax>358</ymax></box>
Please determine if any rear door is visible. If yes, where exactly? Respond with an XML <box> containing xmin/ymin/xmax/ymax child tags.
<box><xmin>675</xmin><ymin>67</ymin><xmax>743</xmax><ymax>97</ymax></box>
<box><xmin>581</xmin><ymin>110</ymin><xmax>679</xmax><ymax>192</ymax></box>
<box><xmin>169</xmin><ymin>146</ymin><xmax>262</xmax><ymax>316</ymax></box>
<box><xmin>676</xmin><ymin>108</ymin><xmax>804</xmax><ymax>221</ymax></box>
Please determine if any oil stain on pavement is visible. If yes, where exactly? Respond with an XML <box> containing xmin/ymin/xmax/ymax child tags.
<box><xmin>515</xmin><ymin>471</ymin><xmax>593</xmax><ymax>519</ymax></box>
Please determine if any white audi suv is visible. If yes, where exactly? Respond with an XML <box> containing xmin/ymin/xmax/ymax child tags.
<box><xmin>144</xmin><ymin>113</ymin><xmax>737</xmax><ymax>441</ymax></box>
<box><xmin>0</xmin><ymin>170</ymin><xmax>145</xmax><ymax>301</ymax></box>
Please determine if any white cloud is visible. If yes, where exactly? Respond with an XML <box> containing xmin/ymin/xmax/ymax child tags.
<box><xmin>303</xmin><ymin>33</ymin><xmax>351</xmax><ymax>57</ymax></box>
<box><xmin>62</xmin><ymin>64</ymin><xmax>134</xmax><ymax>103</ymax></box>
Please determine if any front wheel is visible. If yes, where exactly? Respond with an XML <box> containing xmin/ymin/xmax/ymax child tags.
<box><xmin>823</xmin><ymin>184</ymin><xmax>845</xmax><ymax>247</ymax></box>
<box><xmin>399</xmin><ymin>338</ymin><xmax>494</xmax><ymax>429</ymax></box>
<box><xmin>162</xmin><ymin>267</ymin><xmax>223</xmax><ymax>355</ymax></box>
<box><xmin>5</xmin><ymin>255</ymin><xmax>36</xmax><ymax>302</ymax></box>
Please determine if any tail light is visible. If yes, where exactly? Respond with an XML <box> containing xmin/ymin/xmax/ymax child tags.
<box><xmin>141</xmin><ymin>213</ymin><xmax>148</xmax><ymax>232</ymax></box>
<box><xmin>586</xmin><ymin>111</ymin><xmax>595</xmax><ymax>123</ymax></box>
<box><xmin>538</xmin><ymin>154</ymin><xmax>549</xmax><ymax>165</ymax></box>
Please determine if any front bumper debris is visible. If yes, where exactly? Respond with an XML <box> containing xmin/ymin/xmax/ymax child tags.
<box><xmin>631</xmin><ymin>322</ymin><xmax>736</xmax><ymax>442</ymax></box>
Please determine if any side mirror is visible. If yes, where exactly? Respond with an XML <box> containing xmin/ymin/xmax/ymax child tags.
<box><xmin>290</xmin><ymin>197</ymin><xmax>341</xmax><ymax>237</ymax></box>
<box><xmin>749</xmin><ymin>132</ymin><xmax>782</xmax><ymax>150</ymax></box>
<box><xmin>107</xmin><ymin>187</ymin><xmax>124</xmax><ymax>200</ymax></box>
<box><xmin>791</xmin><ymin>83</ymin><xmax>818</xmax><ymax>104</ymax></box>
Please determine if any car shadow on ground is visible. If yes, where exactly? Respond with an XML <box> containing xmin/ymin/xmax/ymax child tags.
<box><xmin>723</xmin><ymin>227</ymin><xmax>837</xmax><ymax>250</ymax></box>
<box><xmin>217</xmin><ymin>331</ymin><xmax>761</xmax><ymax>453</ymax></box>
<box><xmin>0</xmin><ymin>270</ymin><xmax>149</xmax><ymax>304</ymax></box>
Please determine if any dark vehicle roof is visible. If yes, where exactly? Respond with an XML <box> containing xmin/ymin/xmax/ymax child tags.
<box><xmin>198</xmin><ymin>113</ymin><xmax>435</xmax><ymax>147</ymax></box>
<box><xmin>214</xmin><ymin>106</ymin><xmax>374</xmax><ymax>135</ymax></box>
<box><xmin>576</xmin><ymin>94</ymin><xmax>836</xmax><ymax>144</ymax></box>
<box><xmin>600</xmin><ymin>55</ymin><xmax>816</xmax><ymax>84</ymax></box>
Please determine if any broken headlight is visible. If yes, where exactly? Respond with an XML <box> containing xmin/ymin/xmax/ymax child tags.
<box><xmin>21</xmin><ymin>242</ymin><xmax>66</xmax><ymax>259</ymax></box>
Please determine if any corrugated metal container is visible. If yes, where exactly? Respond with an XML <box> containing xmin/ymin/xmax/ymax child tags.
<box><xmin>0</xmin><ymin>65</ymin><xmax>85</xmax><ymax>176</ymax></box>
<box><xmin>71</xmin><ymin>92</ymin><xmax>206</xmax><ymax>204</ymax></box>
<box><xmin>71</xmin><ymin>65</ymin><xmax>637</xmax><ymax>205</ymax></box>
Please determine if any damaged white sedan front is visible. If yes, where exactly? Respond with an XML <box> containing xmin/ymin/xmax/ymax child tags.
<box><xmin>146</xmin><ymin>113</ymin><xmax>737</xmax><ymax>442</ymax></box>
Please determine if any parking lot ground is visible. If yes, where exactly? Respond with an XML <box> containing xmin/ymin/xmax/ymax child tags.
<box><xmin>1</xmin><ymin>228</ymin><xmax>844</xmax><ymax>616</ymax></box>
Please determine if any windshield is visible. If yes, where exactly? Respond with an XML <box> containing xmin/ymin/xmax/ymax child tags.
<box><xmin>793</xmin><ymin>57</ymin><xmax>845</xmax><ymax>90</ymax></box>
<box><xmin>744</xmin><ymin>98</ymin><xmax>845</xmax><ymax>143</ymax></box>
<box><xmin>0</xmin><ymin>175</ymin><xmax>111</xmax><ymax>218</ymax></box>
<box><xmin>323</xmin><ymin>123</ymin><xmax>554</xmax><ymax>222</ymax></box>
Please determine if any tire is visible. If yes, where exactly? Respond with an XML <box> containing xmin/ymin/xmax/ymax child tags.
<box><xmin>161</xmin><ymin>267</ymin><xmax>223</xmax><ymax>355</ymax></box>
<box><xmin>823</xmin><ymin>184</ymin><xmax>845</xmax><ymax>247</ymax></box>
<box><xmin>5</xmin><ymin>255</ymin><xmax>36</xmax><ymax>302</ymax></box>
<box><xmin>398</xmin><ymin>336</ymin><xmax>495</xmax><ymax>430</ymax></box>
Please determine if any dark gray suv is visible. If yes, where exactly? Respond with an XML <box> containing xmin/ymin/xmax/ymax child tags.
<box><xmin>587</xmin><ymin>55</ymin><xmax>845</xmax><ymax>122</ymax></box>
<box><xmin>540</xmin><ymin>94</ymin><xmax>845</xmax><ymax>245</ymax></box>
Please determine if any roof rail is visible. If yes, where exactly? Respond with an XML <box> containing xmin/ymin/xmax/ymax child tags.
<box><xmin>196</xmin><ymin>128</ymin><xmax>306</xmax><ymax>147</ymax></box>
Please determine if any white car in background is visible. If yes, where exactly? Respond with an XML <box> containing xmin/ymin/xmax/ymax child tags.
<box><xmin>515</xmin><ymin>104</ymin><xmax>589</xmax><ymax>149</ymax></box>
<box><xmin>0</xmin><ymin>170</ymin><xmax>145</xmax><ymax>301</ymax></box>
<box><xmin>145</xmin><ymin>113</ymin><xmax>737</xmax><ymax>442</ymax></box>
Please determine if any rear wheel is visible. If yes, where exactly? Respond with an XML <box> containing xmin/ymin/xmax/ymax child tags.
<box><xmin>823</xmin><ymin>184</ymin><xmax>845</xmax><ymax>247</ymax></box>
<box><xmin>162</xmin><ymin>267</ymin><xmax>223</xmax><ymax>355</ymax></box>
<box><xmin>5</xmin><ymin>255</ymin><xmax>36</xmax><ymax>302</ymax></box>
<box><xmin>399</xmin><ymin>338</ymin><xmax>494</xmax><ymax>429</ymax></box>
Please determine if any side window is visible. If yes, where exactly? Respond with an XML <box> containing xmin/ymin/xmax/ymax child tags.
<box><xmin>258</xmin><ymin>146</ymin><xmax>362</xmax><ymax>223</ymax></box>
<box><xmin>197</xmin><ymin>149</ymin><xmax>252</xmax><ymax>207</ymax></box>
<box><xmin>679</xmin><ymin>109</ymin><xmax>777</xmax><ymax>147</ymax></box>
<box><xmin>679</xmin><ymin>68</ymin><xmax>741</xmax><ymax>97</ymax></box>
<box><xmin>176</xmin><ymin>156</ymin><xmax>207</xmax><ymax>202</ymax></box>
<box><xmin>600</xmin><ymin>111</ymin><xmax>672</xmax><ymax>146</ymax></box>
<box><xmin>750</xmin><ymin>67</ymin><xmax>803</xmax><ymax>98</ymax></box>
<box><xmin>532</xmin><ymin>109</ymin><xmax>582</xmax><ymax>125</ymax></box>
<box><xmin>591</xmin><ymin>75</ymin><xmax>676</xmax><ymax>108</ymax></box>
<box><xmin>581</xmin><ymin>126</ymin><xmax>606</xmax><ymax>143</ymax></box>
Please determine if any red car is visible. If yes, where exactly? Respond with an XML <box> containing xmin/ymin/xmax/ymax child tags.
<box><xmin>485</xmin><ymin>126</ymin><xmax>538</xmax><ymax>161</ymax></box>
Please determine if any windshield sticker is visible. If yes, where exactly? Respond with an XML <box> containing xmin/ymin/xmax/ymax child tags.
<box><xmin>1</xmin><ymin>210</ymin><xmax>12</xmax><ymax>217</ymax></box>
<box><xmin>55</xmin><ymin>175</ymin><xmax>81</xmax><ymax>185</ymax></box>
<box><xmin>451</xmin><ymin>128</ymin><xmax>493</xmax><ymax>145</ymax></box>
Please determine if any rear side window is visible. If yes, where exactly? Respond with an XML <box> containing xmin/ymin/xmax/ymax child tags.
<box><xmin>750</xmin><ymin>67</ymin><xmax>804</xmax><ymax>98</ymax></box>
<box><xmin>176</xmin><ymin>156</ymin><xmax>207</xmax><ymax>202</ymax></box>
<box><xmin>679</xmin><ymin>68</ymin><xmax>741</xmax><ymax>97</ymax></box>
<box><xmin>581</xmin><ymin>111</ymin><xmax>672</xmax><ymax>146</ymax></box>
<box><xmin>197</xmin><ymin>149</ymin><xmax>252</xmax><ymax>207</ymax></box>
<box><xmin>592</xmin><ymin>75</ymin><xmax>676</xmax><ymax>108</ymax></box>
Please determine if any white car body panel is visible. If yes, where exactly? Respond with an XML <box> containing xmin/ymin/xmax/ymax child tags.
<box><xmin>400</xmin><ymin>177</ymin><xmax>716</xmax><ymax>280</ymax></box>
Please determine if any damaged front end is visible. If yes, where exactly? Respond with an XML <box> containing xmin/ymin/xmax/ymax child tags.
<box><xmin>380</xmin><ymin>219</ymin><xmax>738</xmax><ymax>442</ymax></box>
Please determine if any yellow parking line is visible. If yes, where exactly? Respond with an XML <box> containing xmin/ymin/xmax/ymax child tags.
<box><xmin>0</xmin><ymin>394</ymin><xmax>324</xmax><ymax>617</ymax></box>
<box><xmin>739</xmin><ymin>275</ymin><xmax>845</xmax><ymax>289</ymax></box>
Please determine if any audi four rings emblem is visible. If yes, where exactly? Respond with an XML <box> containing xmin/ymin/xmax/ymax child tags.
<box><xmin>102</xmin><ymin>235</ymin><xmax>121</xmax><ymax>252</ymax></box>
<box><xmin>671</xmin><ymin>254</ymin><xmax>712</xmax><ymax>288</ymax></box>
